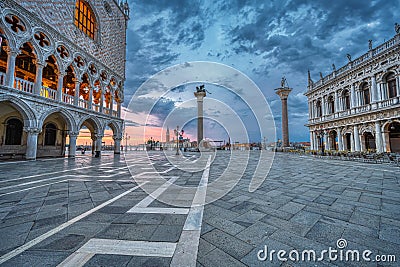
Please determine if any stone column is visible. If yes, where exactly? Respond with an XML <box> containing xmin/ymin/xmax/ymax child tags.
<box><xmin>321</xmin><ymin>97</ymin><xmax>326</xmax><ymax>116</ymax></box>
<box><xmin>275</xmin><ymin>87</ymin><xmax>292</xmax><ymax>147</ymax></box>
<box><xmin>334</xmin><ymin>91</ymin><xmax>339</xmax><ymax>113</ymax></box>
<box><xmin>324</xmin><ymin>131</ymin><xmax>329</xmax><ymax>151</ymax></box>
<box><xmin>24</xmin><ymin>127</ymin><xmax>40</xmax><ymax>160</ymax></box>
<box><xmin>117</xmin><ymin>102</ymin><xmax>121</xmax><ymax>117</ymax></box>
<box><xmin>375</xmin><ymin>121</ymin><xmax>384</xmax><ymax>153</ymax></box>
<box><xmin>350</xmin><ymin>84</ymin><xmax>356</xmax><ymax>108</ymax></box>
<box><xmin>68</xmin><ymin>132</ymin><xmax>78</xmax><ymax>158</ymax></box>
<box><xmin>6</xmin><ymin>49</ymin><xmax>18</xmax><ymax>88</ymax></box>
<box><xmin>194</xmin><ymin>90</ymin><xmax>206</xmax><ymax>143</ymax></box>
<box><xmin>113</xmin><ymin>135</ymin><xmax>122</xmax><ymax>154</ymax></box>
<box><xmin>353</xmin><ymin>125</ymin><xmax>361</xmax><ymax>151</ymax></box>
<box><xmin>34</xmin><ymin>61</ymin><xmax>45</xmax><ymax>95</ymax></box>
<box><xmin>371</xmin><ymin>75</ymin><xmax>379</xmax><ymax>109</ymax></box>
<box><xmin>109</xmin><ymin>95</ymin><xmax>114</xmax><ymax>115</ymax></box>
<box><xmin>88</xmin><ymin>86</ymin><xmax>93</xmax><ymax>110</ymax></box>
<box><xmin>396</xmin><ymin>76</ymin><xmax>400</xmax><ymax>98</ymax></box>
<box><xmin>310</xmin><ymin>131</ymin><xmax>315</xmax><ymax>150</ymax></box>
<box><xmin>74</xmin><ymin>78</ymin><xmax>81</xmax><ymax>106</ymax></box>
<box><xmin>337</xmin><ymin>128</ymin><xmax>343</xmax><ymax>151</ymax></box>
<box><xmin>100</xmin><ymin>87</ymin><xmax>104</xmax><ymax>113</ymax></box>
<box><xmin>56</xmin><ymin>70</ymin><xmax>65</xmax><ymax>102</ymax></box>
<box><xmin>95</xmin><ymin>134</ymin><xmax>103</xmax><ymax>156</ymax></box>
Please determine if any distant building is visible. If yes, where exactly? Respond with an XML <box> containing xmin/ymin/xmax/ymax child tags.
<box><xmin>0</xmin><ymin>0</ymin><xmax>130</xmax><ymax>159</ymax></box>
<box><xmin>305</xmin><ymin>25</ymin><xmax>400</xmax><ymax>153</ymax></box>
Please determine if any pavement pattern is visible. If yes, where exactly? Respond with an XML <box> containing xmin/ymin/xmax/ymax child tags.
<box><xmin>0</xmin><ymin>151</ymin><xmax>398</xmax><ymax>267</ymax></box>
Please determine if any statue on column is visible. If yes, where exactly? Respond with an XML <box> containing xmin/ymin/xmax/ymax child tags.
<box><xmin>395</xmin><ymin>23</ymin><xmax>400</xmax><ymax>34</ymax></box>
<box><xmin>281</xmin><ymin>76</ymin><xmax>287</xmax><ymax>88</ymax></box>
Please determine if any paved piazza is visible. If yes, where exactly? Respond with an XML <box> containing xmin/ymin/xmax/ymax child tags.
<box><xmin>0</xmin><ymin>152</ymin><xmax>398</xmax><ymax>267</ymax></box>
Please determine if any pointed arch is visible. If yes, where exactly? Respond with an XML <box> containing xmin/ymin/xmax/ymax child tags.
<box><xmin>0</xmin><ymin>94</ymin><xmax>37</xmax><ymax>127</ymax></box>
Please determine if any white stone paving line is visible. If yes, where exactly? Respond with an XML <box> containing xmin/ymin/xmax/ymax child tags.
<box><xmin>0</xmin><ymin>157</ymin><xmax>143</xmax><ymax>183</ymax></box>
<box><xmin>58</xmin><ymin>238</ymin><xmax>177</xmax><ymax>267</ymax></box>
<box><xmin>58</xmin><ymin>156</ymin><xmax>211</xmax><ymax>267</ymax></box>
<box><xmin>0</xmin><ymin>183</ymin><xmax>146</xmax><ymax>265</ymax></box>
<box><xmin>128</xmin><ymin>207</ymin><xmax>189</xmax><ymax>214</ymax></box>
<box><xmin>127</xmin><ymin>175</ymin><xmax>179</xmax><ymax>210</ymax></box>
<box><xmin>0</xmin><ymin>171</ymin><xmax>127</xmax><ymax>193</ymax></box>
<box><xmin>170</xmin><ymin>155</ymin><xmax>212</xmax><ymax>267</ymax></box>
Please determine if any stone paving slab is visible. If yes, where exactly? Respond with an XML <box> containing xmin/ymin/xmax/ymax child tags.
<box><xmin>0</xmin><ymin>152</ymin><xmax>399</xmax><ymax>267</ymax></box>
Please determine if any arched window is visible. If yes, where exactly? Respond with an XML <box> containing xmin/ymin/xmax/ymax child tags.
<box><xmin>343</xmin><ymin>90</ymin><xmax>350</xmax><ymax>110</ymax></box>
<box><xmin>316</xmin><ymin>100</ymin><xmax>322</xmax><ymax>117</ymax></box>
<box><xmin>5</xmin><ymin>118</ymin><xmax>23</xmax><ymax>145</ymax></box>
<box><xmin>362</xmin><ymin>83</ymin><xmax>370</xmax><ymax>105</ymax></box>
<box><xmin>386</xmin><ymin>73</ymin><xmax>397</xmax><ymax>98</ymax></box>
<box><xmin>327</xmin><ymin>95</ymin><xmax>335</xmax><ymax>114</ymax></box>
<box><xmin>74</xmin><ymin>0</ymin><xmax>97</xmax><ymax>40</ymax></box>
<box><xmin>44</xmin><ymin>123</ymin><xmax>57</xmax><ymax>146</ymax></box>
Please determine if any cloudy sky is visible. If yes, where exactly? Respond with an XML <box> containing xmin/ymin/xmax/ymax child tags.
<box><xmin>122</xmin><ymin>0</ymin><xmax>399</xmax><ymax>144</ymax></box>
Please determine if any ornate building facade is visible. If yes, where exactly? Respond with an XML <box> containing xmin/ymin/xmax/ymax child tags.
<box><xmin>305</xmin><ymin>26</ymin><xmax>400</xmax><ymax>153</ymax></box>
<box><xmin>0</xmin><ymin>0</ymin><xmax>130</xmax><ymax>159</ymax></box>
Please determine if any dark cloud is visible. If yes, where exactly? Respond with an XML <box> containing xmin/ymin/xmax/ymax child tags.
<box><xmin>124</xmin><ymin>0</ymin><xmax>400</xmax><ymax>141</ymax></box>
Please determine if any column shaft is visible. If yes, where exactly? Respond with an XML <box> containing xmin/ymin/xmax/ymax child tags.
<box><xmin>34</xmin><ymin>62</ymin><xmax>44</xmax><ymax>95</ymax></box>
<box><xmin>6</xmin><ymin>50</ymin><xmax>18</xmax><ymax>88</ymax></box>
<box><xmin>353</xmin><ymin>125</ymin><xmax>361</xmax><ymax>151</ymax></box>
<box><xmin>281</xmin><ymin>98</ymin><xmax>289</xmax><ymax>147</ymax></box>
<box><xmin>375</xmin><ymin>122</ymin><xmax>384</xmax><ymax>153</ymax></box>
<box><xmin>68</xmin><ymin>133</ymin><xmax>78</xmax><ymax>158</ymax></box>
<box><xmin>25</xmin><ymin>128</ymin><xmax>40</xmax><ymax>160</ymax></box>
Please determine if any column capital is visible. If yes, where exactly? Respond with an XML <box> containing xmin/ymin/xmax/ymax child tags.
<box><xmin>113</xmin><ymin>135</ymin><xmax>123</xmax><ymax>141</ymax></box>
<box><xmin>32</xmin><ymin>59</ymin><xmax>46</xmax><ymax>68</ymax></box>
<box><xmin>68</xmin><ymin>131</ymin><xmax>79</xmax><ymax>138</ymax></box>
<box><xmin>23</xmin><ymin>127</ymin><xmax>41</xmax><ymax>134</ymax></box>
<box><xmin>6</xmin><ymin>47</ymin><xmax>20</xmax><ymax>57</ymax></box>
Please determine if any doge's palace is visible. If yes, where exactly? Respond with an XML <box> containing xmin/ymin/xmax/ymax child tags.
<box><xmin>0</xmin><ymin>0</ymin><xmax>130</xmax><ymax>159</ymax></box>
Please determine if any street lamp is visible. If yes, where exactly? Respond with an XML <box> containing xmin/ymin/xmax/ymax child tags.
<box><xmin>174</xmin><ymin>126</ymin><xmax>184</xmax><ymax>155</ymax></box>
<box><xmin>125</xmin><ymin>132</ymin><xmax>130</xmax><ymax>152</ymax></box>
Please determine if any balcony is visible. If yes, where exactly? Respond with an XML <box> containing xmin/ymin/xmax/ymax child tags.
<box><xmin>308</xmin><ymin>97</ymin><xmax>400</xmax><ymax>125</ymax></box>
<box><xmin>0</xmin><ymin>71</ymin><xmax>120</xmax><ymax>118</ymax></box>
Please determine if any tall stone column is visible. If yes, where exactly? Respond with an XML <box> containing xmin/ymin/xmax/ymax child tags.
<box><xmin>194</xmin><ymin>90</ymin><xmax>206</xmax><ymax>144</ymax></box>
<box><xmin>6</xmin><ymin>49</ymin><xmax>18</xmax><ymax>88</ymax></box>
<box><xmin>34</xmin><ymin>61</ymin><xmax>45</xmax><ymax>95</ymax></box>
<box><xmin>337</xmin><ymin>128</ymin><xmax>343</xmax><ymax>151</ymax></box>
<box><xmin>353</xmin><ymin>125</ymin><xmax>361</xmax><ymax>151</ymax></box>
<box><xmin>371</xmin><ymin>75</ymin><xmax>378</xmax><ymax>104</ymax></box>
<box><xmin>68</xmin><ymin>132</ymin><xmax>79</xmax><ymax>158</ymax></box>
<box><xmin>113</xmin><ymin>135</ymin><xmax>122</xmax><ymax>154</ymax></box>
<box><xmin>375</xmin><ymin>121</ymin><xmax>384</xmax><ymax>153</ymax></box>
<box><xmin>24</xmin><ymin>127</ymin><xmax>41</xmax><ymax>160</ymax></box>
<box><xmin>334</xmin><ymin>91</ymin><xmax>339</xmax><ymax>113</ymax></box>
<box><xmin>275</xmin><ymin>86</ymin><xmax>292</xmax><ymax>147</ymax></box>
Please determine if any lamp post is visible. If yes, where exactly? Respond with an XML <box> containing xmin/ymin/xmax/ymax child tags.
<box><xmin>174</xmin><ymin>126</ymin><xmax>184</xmax><ymax>155</ymax></box>
<box><xmin>125</xmin><ymin>132</ymin><xmax>130</xmax><ymax>152</ymax></box>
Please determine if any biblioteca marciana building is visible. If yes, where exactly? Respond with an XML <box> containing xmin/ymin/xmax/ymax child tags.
<box><xmin>306</xmin><ymin>25</ymin><xmax>400</xmax><ymax>153</ymax></box>
<box><xmin>0</xmin><ymin>0</ymin><xmax>130</xmax><ymax>159</ymax></box>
